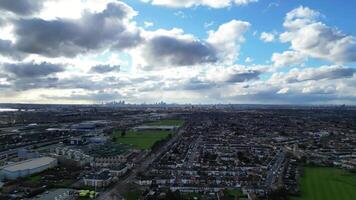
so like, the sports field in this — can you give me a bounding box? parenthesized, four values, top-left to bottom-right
(291, 167, 356, 200)
(144, 119, 185, 126)
(114, 130, 171, 149)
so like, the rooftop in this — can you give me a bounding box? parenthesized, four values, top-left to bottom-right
(2, 157, 56, 172)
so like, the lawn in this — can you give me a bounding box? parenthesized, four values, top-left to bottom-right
(51, 179, 74, 188)
(27, 174, 42, 183)
(223, 189, 245, 199)
(290, 167, 356, 200)
(115, 130, 171, 149)
(144, 119, 185, 126)
(123, 190, 144, 200)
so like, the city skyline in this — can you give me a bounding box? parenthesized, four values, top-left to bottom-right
(0, 0, 355, 104)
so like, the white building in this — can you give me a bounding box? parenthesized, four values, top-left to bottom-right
(83, 170, 114, 188)
(0, 157, 57, 180)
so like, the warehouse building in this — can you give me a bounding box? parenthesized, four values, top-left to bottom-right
(0, 157, 57, 180)
(133, 125, 179, 131)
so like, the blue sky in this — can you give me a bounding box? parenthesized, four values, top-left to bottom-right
(125, 0, 356, 67)
(0, 0, 355, 104)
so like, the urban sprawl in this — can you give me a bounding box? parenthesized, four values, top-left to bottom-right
(0, 104, 355, 200)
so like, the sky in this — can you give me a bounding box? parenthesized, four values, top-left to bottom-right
(0, 0, 355, 105)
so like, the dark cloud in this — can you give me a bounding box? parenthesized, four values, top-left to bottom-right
(0, 39, 25, 60)
(0, 0, 42, 16)
(306, 67, 356, 81)
(279, 66, 356, 83)
(1, 61, 65, 91)
(2, 62, 64, 78)
(11, 77, 59, 91)
(13, 2, 142, 57)
(0, 17, 5, 26)
(142, 35, 217, 67)
(91, 64, 120, 73)
(225, 70, 261, 83)
(183, 78, 216, 90)
(181, 69, 261, 91)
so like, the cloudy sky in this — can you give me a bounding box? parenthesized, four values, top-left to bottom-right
(0, 0, 355, 104)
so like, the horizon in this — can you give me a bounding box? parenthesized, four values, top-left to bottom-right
(0, 0, 355, 104)
(0, 102, 355, 108)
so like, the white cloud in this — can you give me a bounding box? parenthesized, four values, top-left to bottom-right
(280, 6, 356, 64)
(39, 0, 118, 20)
(271, 51, 307, 67)
(144, 21, 154, 28)
(277, 88, 289, 94)
(260, 32, 275, 42)
(207, 20, 250, 64)
(142, 0, 258, 8)
(174, 11, 187, 18)
(204, 21, 214, 29)
(245, 57, 253, 63)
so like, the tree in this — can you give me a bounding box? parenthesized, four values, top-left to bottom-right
(121, 129, 126, 137)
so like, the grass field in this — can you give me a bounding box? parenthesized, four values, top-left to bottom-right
(123, 190, 143, 200)
(223, 189, 245, 200)
(115, 130, 171, 149)
(144, 119, 185, 126)
(290, 167, 356, 200)
(27, 174, 42, 183)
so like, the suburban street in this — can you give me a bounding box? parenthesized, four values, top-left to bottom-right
(97, 127, 186, 200)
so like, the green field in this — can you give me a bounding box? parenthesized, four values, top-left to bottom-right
(223, 189, 244, 199)
(123, 190, 143, 200)
(144, 119, 185, 126)
(290, 167, 356, 200)
(114, 130, 171, 149)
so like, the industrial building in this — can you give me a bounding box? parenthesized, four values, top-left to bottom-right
(132, 125, 179, 131)
(0, 157, 57, 180)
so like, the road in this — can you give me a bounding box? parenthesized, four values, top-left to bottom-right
(265, 150, 285, 189)
(97, 127, 186, 200)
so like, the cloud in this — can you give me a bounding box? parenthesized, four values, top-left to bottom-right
(283, 6, 320, 30)
(280, 6, 356, 64)
(204, 21, 214, 29)
(0, 39, 25, 60)
(140, 31, 217, 68)
(271, 51, 307, 67)
(172, 66, 263, 91)
(13, 2, 142, 57)
(90, 64, 120, 73)
(144, 21, 154, 28)
(135, 20, 250, 69)
(142, 0, 258, 8)
(245, 57, 253, 63)
(260, 32, 275, 42)
(270, 65, 356, 84)
(43, 91, 123, 102)
(204, 66, 262, 83)
(207, 20, 250, 64)
(174, 11, 187, 19)
(0, 0, 43, 16)
(2, 62, 64, 78)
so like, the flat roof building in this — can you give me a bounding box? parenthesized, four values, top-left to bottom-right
(1, 157, 57, 180)
(133, 125, 179, 131)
